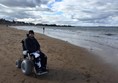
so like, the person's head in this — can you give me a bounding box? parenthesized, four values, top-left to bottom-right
(28, 30, 34, 38)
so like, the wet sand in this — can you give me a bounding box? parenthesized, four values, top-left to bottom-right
(0, 25, 118, 83)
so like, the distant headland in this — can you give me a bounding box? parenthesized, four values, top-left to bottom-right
(0, 18, 73, 27)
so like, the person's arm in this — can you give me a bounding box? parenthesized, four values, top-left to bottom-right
(21, 39, 26, 50)
(24, 38, 30, 52)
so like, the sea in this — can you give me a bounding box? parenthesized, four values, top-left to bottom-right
(11, 26, 118, 67)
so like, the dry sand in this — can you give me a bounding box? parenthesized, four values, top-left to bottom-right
(0, 25, 118, 83)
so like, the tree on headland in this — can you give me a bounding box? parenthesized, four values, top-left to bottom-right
(0, 18, 35, 26)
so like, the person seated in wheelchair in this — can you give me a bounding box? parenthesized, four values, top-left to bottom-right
(22, 30, 47, 74)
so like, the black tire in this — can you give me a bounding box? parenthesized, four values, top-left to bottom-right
(16, 59, 22, 68)
(21, 59, 33, 75)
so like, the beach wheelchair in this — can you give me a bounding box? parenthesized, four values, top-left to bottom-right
(16, 51, 48, 76)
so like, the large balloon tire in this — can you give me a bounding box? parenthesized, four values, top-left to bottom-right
(16, 59, 22, 68)
(21, 59, 33, 75)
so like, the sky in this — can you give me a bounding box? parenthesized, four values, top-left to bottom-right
(0, 0, 118, 26)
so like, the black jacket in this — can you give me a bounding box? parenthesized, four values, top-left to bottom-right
(24, 37, 40, 53)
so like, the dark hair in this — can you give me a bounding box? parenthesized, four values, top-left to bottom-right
(29, 30, 34, 34)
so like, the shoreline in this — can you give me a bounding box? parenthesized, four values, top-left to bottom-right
(11, 25, 118, 69)
(0, 25, 118, 83)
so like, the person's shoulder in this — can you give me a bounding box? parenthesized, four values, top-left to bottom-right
(25, 37, 30, 41)
(32, 37, 36, 39)
(34, 37, 38, 40)
(32, 37, 38, 42)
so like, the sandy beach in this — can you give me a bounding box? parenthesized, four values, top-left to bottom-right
(0, 25, 118, 83)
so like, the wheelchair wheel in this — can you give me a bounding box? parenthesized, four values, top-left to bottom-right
(21, 59, 33, 75)
(16, 59, 22, 68)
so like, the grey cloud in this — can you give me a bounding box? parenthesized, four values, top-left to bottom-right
(0, 0, 35, 7)
(0, 1, 50, 21)
(71, 11, 114, 24)
(0, 5, 30, 18)
(71, 0, 118, 25)
(12, 12, 31, 19)
(0, 0, 49, 7)
(0, 11, 30, 20)
(0, 0, 118, 26)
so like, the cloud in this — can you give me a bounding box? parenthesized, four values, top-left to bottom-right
(0, 1, 51, 22)
(0, 0, 118, 26)
(0, 0, 49, 7)
(50, 0, 118, 25)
